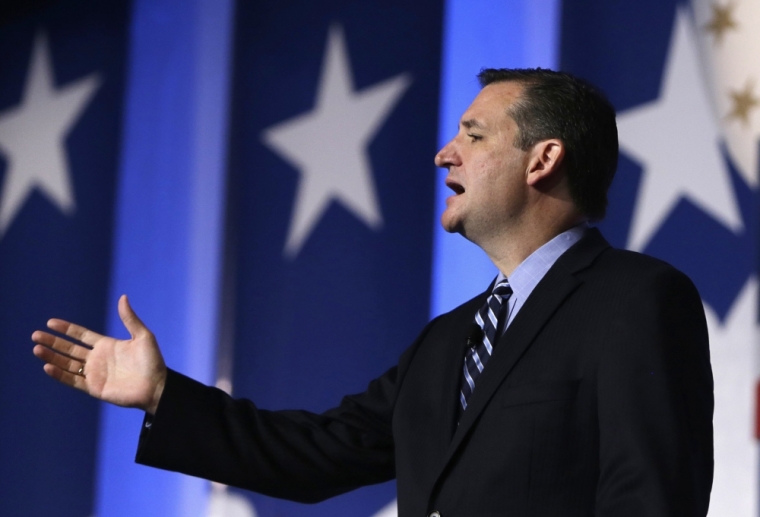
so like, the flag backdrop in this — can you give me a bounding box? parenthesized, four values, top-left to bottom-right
(561, 1, 759, 515)
(223, 2, 442, 515)
(0, 2, 130, 516)
(1, 0, 758, 516)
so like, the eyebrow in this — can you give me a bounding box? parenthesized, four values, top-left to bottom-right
(461, 119, 486, 131)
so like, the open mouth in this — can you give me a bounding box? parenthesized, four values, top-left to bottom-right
(446, 178, 465, 195)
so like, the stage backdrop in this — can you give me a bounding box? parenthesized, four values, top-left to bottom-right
(221, 1, 442, 516)
(2, 0, 758, 516)
(561, 1, 760, 515)
(0, 2, 130, 516)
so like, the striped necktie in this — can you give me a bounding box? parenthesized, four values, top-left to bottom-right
(460, 279, 513, 411)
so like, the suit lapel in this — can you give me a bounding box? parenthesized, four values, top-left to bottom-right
(428, 228, 610, 493)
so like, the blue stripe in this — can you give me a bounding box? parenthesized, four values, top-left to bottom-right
(95, 1, 233, 516)
(431, 0, 561, 318)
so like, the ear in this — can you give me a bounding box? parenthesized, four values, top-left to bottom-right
(525, 139, 565, 186)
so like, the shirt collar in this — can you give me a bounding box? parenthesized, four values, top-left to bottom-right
(495, 224, 587, 302)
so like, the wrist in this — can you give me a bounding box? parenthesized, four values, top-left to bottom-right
(145, 368, 167, 415)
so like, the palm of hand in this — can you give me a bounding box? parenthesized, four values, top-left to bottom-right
(85, 332, 164, 409)
(32, 294, 167, 414)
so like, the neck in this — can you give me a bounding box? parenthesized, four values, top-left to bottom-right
(481, 209, 585, 277)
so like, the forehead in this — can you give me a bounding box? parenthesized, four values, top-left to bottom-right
(461, 81, 523, 128)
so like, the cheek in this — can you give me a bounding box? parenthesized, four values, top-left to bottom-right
(482, 164, 511, 192)
(489, 171, 526, 213)
(472, 155, 503, 183)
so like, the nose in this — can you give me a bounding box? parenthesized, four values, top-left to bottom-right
(435, 139, 460, 168)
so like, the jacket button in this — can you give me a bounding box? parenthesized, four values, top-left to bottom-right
(428, 512, 441, 517)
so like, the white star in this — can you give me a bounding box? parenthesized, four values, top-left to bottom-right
(208, 487, 257, 517)
(0, 31, 100, 237)
(371, 498, 397, 517)
(262, 24, 411, 258)
(618, 8, 742, 251)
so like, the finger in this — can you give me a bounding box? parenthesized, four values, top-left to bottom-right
(43, 363, 88, 392)
(46, 319, 105, 347)
(118, 294, 150, 339)
(31, 331, 90, 360)
(33, 344, 86, 375)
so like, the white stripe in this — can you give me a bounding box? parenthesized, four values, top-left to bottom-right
(483, 334, 493, 354)
(463, 363, 476, 390)
(460, 391, 467, 410)
(488, 304, 498, 327)
(471, 349, 484, 372)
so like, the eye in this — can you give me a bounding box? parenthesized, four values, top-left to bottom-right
(467, 133, 482, 142)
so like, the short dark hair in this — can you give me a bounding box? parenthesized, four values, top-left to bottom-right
(477, 68, 618, 220)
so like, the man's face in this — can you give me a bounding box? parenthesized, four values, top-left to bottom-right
(435, 81, 532, 243)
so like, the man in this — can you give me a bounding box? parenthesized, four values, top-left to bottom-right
(32, 68, 713, 516)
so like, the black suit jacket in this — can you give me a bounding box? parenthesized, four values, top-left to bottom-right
(136, 229, 713, 516)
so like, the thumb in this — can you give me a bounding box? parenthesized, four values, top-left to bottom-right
(118, 294, 150, 339)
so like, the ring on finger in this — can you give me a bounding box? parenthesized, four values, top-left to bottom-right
(77, 364, 85, 377)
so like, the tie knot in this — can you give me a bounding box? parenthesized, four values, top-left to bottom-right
(492, 280, 512, 299)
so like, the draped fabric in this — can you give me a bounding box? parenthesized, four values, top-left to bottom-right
(0, 3, 130, 516)
(561, 2, 759, 514)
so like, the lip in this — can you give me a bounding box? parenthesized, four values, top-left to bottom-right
(445, 177, 465, 195)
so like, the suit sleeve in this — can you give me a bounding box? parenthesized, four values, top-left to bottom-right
(135, 317, 437, 503)
(596, 266, 714, 516)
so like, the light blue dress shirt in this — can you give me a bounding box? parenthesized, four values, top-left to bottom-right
(497, 224, 587, 332)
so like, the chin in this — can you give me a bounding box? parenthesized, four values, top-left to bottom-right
(440, 213, 456, 233)
(440, 215, 464, 235)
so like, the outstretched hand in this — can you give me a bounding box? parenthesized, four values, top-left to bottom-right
(32, 295, 167, 414)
